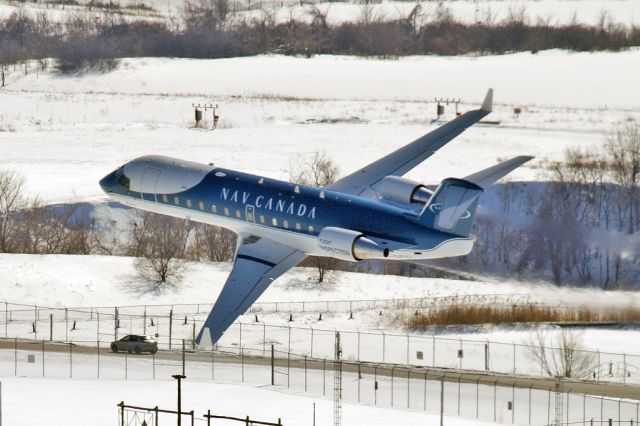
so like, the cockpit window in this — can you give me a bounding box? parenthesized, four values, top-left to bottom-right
(115, 167, 131, 189)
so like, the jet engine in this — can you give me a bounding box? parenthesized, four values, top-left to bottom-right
(318, 227, 390, 262)
(376, 176, 433, 205)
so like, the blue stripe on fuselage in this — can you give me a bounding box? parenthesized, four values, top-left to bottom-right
(106, 167, 456, 248)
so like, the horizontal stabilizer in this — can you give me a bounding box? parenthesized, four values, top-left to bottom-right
(464, 156, 533, 188)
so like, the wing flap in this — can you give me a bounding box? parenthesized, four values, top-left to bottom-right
(196, 235, 305, 346)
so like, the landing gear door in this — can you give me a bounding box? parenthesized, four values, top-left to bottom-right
(141, 167, 162, 202)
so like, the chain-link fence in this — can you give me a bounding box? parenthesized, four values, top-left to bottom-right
(1, 298, 638, 385)
(1, 337, 639, 426)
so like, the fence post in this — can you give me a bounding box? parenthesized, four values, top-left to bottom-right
(271, 345, 275, 386)
(42, 340, 45, 377)
(287, 327, 291, 388)
(513, 342, 516, 373)
(357, 331, 360, 362)
(13, 337, 16, 376)
(484, 342, 489, 370)
(182, 340, 186, 376)
(169, 309, 173, 350)
(304, 355, 307, 392)
(65, 308, 69, 342)
(97, 339, 100, 379)
(323, 358, 326, 396)
(494, 380, 498, 422)
(310, 327, 314, 358)
(440, 376, 444, 426)
(391, 366, 395, 407)
(192, 321, 196, 351)
(114, 307, 118, 342)
(4, 301, 7, 338)
(69, 342, 73, 379)
(239, 322, 243, 355)
(119, 401, 124, 426)
(382, 332, 386, 363)
(476, 379, 480, 419)
(432, 336, 436, 367)
(407, 368, 411, 409)
(424, 372, 428, 411)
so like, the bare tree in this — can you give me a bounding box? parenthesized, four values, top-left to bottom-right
(0, 169, 27, 253)
(188, 223, 235, 262)
(606, 123, 640, 235)
(528, 329, 598, 379)
(289, 151, 339, 282)
(134, 212, 190, 284)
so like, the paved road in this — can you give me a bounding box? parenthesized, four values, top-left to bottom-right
(2, 338, 639, 400)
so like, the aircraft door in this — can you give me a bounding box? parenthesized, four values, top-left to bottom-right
(245, 205, 256, 223)
(141, 167, 162, 202)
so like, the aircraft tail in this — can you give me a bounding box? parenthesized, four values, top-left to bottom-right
(416, 156, 533, 237)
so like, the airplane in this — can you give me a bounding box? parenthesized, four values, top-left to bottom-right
(99, 89, 533, 347)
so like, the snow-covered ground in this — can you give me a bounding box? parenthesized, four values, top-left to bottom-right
(4, 253, 640, 310)
(1, 52, 639, 201)
(0, 376, 500, 426)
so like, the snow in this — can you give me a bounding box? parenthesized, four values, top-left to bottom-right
(0, 377, 498, 426)
(3, 253, 640, 310)
(1, 53, 639, 202)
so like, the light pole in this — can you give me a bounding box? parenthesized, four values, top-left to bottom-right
(172, 374, 186, 426)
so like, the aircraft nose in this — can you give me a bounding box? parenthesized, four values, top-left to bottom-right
(99, 169, 117, 194)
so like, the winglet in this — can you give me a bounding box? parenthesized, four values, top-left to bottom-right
(480, 88, 493, 112)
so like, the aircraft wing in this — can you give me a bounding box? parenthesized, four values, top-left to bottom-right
(326, 89, 493, 197)
(196, 235, 306, 346)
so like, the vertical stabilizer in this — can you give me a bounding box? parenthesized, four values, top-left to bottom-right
(418, 178, 484, 237)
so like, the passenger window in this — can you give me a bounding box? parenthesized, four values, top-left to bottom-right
(259, 215, 265, 224)
(236, 210, 241, 219)
(308, 225, 315, 233)
(186, 199, 192, 208)
(296, 223, 301, 231)
(272, 218, 278, 227)
(162, 195, 168, 203)
(174, 196, 180, 206)
(224, 207, 229, 216)
(199, 201, 204, 211)
(283, 220, 289, 229)
(211, 205, 217, 214)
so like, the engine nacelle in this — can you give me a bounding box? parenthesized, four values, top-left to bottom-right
(318, 227, 390, 262)
(376, 176, 433, 205)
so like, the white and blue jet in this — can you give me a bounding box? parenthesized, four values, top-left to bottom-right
(100, 89, 532, 346)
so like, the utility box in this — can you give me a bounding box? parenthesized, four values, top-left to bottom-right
(457, 349, 464, 358)
(437, 104, 445, 116)
(416, 351, 424, 360)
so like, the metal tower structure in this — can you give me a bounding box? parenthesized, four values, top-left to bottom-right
(333, 332, 342, 426)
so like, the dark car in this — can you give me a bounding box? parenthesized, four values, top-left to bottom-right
(110, 335, 158, 354)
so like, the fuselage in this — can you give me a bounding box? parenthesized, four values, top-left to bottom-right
(99, 155, 474, 260)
